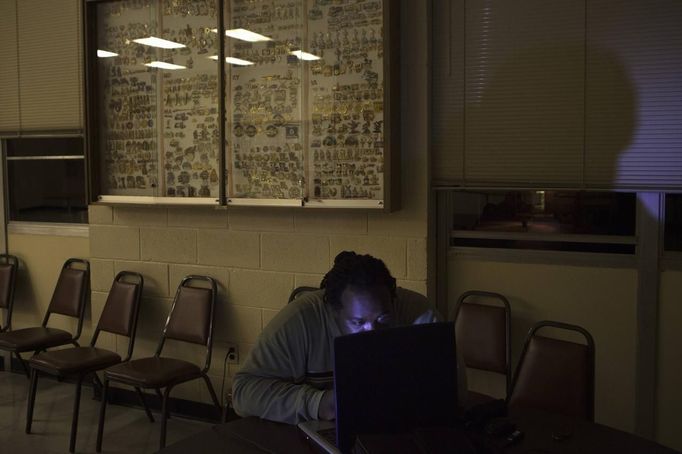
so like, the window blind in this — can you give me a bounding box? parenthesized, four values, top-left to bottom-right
(432, 0, 465, 186)
(0, 0, 20, 133)
(432, 0, 682, 191)
(463, 0, 585, 188)
(585, 0, 682, 190)
(17, 0, 83, 131)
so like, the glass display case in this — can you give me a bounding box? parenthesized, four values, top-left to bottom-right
(86, 0, 399, 209)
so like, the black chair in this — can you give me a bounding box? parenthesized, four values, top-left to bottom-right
(288, 286, 319, 303)
(453, 290, 511, 406)
(96, 275, 222, 451)
(0, 254, 19, 333)
(0, 258, 89, 376)
(26, 271, 144, 453)
(508, 320, 595, 420)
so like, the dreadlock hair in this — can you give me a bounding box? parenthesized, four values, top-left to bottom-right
(320, 251, 397, 310)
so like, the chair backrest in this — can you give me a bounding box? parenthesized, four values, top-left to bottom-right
(453, 290, 511, 396)
(0, 254, 19, 332)
(92, 271, 144, 361)
(508, 320, 595, 421)
(157, 275, 217, 372)
(42, 258, 90, 340)
(287, 286, 319, 303)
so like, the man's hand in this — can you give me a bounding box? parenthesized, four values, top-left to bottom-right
(317, 390, 336, 420)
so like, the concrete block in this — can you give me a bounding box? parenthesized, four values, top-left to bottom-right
(330, 236, 408, 278)
(294, 273, 324, 289)
(168, 207, 228, 228)
(229, 269, 293, 310)
(89, 226, 140, 260)
(113, 206, 167, 226)
(407, 238, 427, 280)
(214, 304, 262, 344)
(197, 230, 260, 269)
(229, 208, 294, 232)
(294, 210, 367, 234)
(140, 227, 196, 264)
(114, 261, 169, 298)
(261, 233, 329, 273)
(88, 205, 113, 225)
(90, 259, 115, 292)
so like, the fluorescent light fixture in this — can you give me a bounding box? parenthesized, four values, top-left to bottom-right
(145, 61, 186, 70)
(133, 36, 185, 49)
(290, 50, 320, 61)
(208, 55, 254, 66)
(209, 28, 272, 42)
(97, 49, 118, 58)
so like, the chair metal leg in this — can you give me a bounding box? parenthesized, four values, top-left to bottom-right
(96, 379, 109, 453)
(69, 377, 84, 453)
(15, 352, 30, 378)
(202, 374, 221, 409)
(160, 387, 172, 450)
(25, 368, 39, 433)
(135, 387, 155, 423)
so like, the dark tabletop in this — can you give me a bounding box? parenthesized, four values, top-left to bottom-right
(159, 410, 680, 454)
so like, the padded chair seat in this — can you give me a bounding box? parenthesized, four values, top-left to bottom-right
(0, 327, 72, 352)
(104, 357, 201, 388)
(29, 347, 121, 375)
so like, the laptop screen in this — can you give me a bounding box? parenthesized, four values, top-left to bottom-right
(333, 322, 458, 452)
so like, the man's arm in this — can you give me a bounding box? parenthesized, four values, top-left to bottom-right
(232, 302, 329, 425)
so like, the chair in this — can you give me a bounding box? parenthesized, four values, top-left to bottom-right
(508, 320, 595, 421)
(0, 258, 89, 376)
(287, 286, 319, 303)
(96, 275, 222, 451)
(453, 290, 511, 406)
(25, 271, 143, 453)
(0, 254, 19, 333)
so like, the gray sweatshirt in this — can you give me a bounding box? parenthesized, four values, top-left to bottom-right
(232, 288, 467, 424)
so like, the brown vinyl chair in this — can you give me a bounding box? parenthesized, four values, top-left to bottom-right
(453, 290, 511, 407)
(0, 254, 19, 333)
(26, 271, 144, 453)
(287, 285, 319, 303)
(508, 320, 595, 421)
(96, 275, 222, 451)
(0, 258, 89, 376)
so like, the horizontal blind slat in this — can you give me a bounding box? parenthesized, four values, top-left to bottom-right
(0, 0, 20, 132)
(17, 0, 82, 131)
(585, 0, 682, 190)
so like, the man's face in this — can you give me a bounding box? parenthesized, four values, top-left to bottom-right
(337, 284, 393, 335)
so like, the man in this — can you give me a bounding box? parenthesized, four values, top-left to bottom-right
(232, 251, 467, 424)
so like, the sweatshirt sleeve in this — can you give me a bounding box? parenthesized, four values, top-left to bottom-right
(232, 302, 327, 425)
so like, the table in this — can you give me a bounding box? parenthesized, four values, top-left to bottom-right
(160, 410, 680, 454)
(506, 408, 679, 454)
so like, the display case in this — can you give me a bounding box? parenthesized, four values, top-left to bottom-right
(86, 0, 399, 210)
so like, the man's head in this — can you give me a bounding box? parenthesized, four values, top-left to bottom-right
(321, 251, 397, 334)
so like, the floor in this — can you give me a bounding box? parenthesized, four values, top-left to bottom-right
(0, 371, 213, 453)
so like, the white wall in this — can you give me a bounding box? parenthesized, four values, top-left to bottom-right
(447, 253, 638, 433)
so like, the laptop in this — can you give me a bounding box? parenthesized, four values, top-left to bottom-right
(298, 322, 459, 454)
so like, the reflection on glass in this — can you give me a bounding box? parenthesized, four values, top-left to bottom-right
(95, 0, 220, 198)
(289, 50, 320, 61)
(452, 191, 636, 235)
(97, 49, 119, 58)
(224, 28, 272, 42)
(133, 36, 186, 48)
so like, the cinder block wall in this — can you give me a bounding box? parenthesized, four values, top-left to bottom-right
(88, 0, 430, 405)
